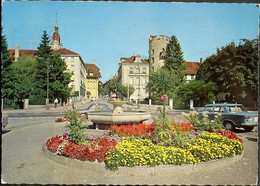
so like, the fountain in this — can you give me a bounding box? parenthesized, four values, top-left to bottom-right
(85, 97, 151, 130)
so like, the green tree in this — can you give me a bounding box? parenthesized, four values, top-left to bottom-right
(177, 80, 216, 108)
(105, 76, 119, 96)
(34, 30, 52, 103)
(164, 35, 186, 85)
(49, 53, 71, 103)
(117, 84, 135, 99)
(1, 31, 17, 101)
(196, 39, 258, 107)
(146, 68, 179, 104)
(12, 55, 37, 102)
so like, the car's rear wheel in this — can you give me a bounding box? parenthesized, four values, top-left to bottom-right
(224, 122, 235, 131)
(243, 126, 254, 132)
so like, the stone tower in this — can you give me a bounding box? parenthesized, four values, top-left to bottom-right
(50, 14, 63, 50)
(149, 35, 170, 71)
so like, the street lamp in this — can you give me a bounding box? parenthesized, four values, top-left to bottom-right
(138, 64, 140, 109)
(46, 58, 50, 110)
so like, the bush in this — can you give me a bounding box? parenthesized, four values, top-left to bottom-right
(64, 106, 88, 144)
(182, 111, 223, 131)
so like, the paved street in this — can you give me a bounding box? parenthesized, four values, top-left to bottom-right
(1, 101, 258, 185)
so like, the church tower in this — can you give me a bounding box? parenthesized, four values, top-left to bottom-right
(50, 14, 63, 50)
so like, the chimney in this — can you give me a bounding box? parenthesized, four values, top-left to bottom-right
(134, 54, 141, 63)
(200, 57, 203, 63)
(15, 45, 19, 61)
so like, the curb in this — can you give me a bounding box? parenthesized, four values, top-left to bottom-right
(42, 144, 244, 177)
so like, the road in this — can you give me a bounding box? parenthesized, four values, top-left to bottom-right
(5, 112, 63, 131)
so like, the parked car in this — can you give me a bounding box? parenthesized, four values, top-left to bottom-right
(200, 103, 258, 131)
(78, 103, 112, 114)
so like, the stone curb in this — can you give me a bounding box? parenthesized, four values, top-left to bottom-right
(42, 144, 244, 177)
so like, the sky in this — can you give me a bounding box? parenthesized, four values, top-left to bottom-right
(2, 1, 259, 82)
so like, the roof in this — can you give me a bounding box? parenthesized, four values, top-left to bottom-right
(8, 49, 38, 60)
(85, 63, 101, 78)
(120, 56, 149, 64)
(52, 48, 79, 55)
(184, 61, 201, 75)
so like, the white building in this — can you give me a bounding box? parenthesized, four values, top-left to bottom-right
(118, 54, 149, 101)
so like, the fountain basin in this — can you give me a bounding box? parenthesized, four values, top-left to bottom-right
(86, 111, 151, 126)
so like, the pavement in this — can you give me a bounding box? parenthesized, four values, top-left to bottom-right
(1, 100, 259, 185)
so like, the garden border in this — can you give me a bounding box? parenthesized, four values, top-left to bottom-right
(42, 144, 244, 177)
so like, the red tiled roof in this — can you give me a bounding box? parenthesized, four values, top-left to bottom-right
(184, 61, 201, 74)
(121, 56, 149, 64)
(52, 48, 79, 55)
(85, 63, 101, 78)
(7, 49, 38, 60)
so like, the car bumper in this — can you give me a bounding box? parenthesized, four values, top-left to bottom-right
(241, 122, 258, 127)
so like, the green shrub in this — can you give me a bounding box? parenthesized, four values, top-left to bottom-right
(64, 106, 88, 144)
(182, 111, 223, 131)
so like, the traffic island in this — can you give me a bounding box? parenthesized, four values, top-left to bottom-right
(42, 144, 244, 177)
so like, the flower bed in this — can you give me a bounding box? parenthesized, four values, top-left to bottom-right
(46, 98, 244, 172)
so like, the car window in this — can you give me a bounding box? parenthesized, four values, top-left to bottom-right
(228, 106, 246, 112)
(214, 106, 225, 112)
(205, 106, 214, 112)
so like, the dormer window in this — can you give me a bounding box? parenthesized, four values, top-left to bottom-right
(89, 72, 93, 76)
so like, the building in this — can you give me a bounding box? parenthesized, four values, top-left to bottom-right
(184, 60, 202, 83)
(148, 35, 201, 80)
(149, 35, 170, 71)
(8, 16, 87, 100)
(85, 63, 101, 100)
(118, 54, 149, 101)
(50, 17, 87, 100)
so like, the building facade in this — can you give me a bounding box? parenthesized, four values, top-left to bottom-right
(85, 63, 101, 100)
(8, 17, 87, 100)
(118, 54, 149, 101)
(148, 34, 201, 81)
(50, 18, 87, 100)
(149, 35, 170, 71)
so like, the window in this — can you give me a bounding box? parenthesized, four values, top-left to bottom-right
(89, 72, 93, 76)
(152, 49, 154, 55)
(136, 67, 140, 74)
(143, 77, 146, 84)
(130, 77, 133, 84)
(129, 67, 133, 74)
(143, 68, 146, 74)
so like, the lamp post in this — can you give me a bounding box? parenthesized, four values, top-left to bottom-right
(138, 64, 140, 109)
(46, 58, 50, 110)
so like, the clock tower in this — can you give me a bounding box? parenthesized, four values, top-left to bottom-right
(50, 14, 63, 50)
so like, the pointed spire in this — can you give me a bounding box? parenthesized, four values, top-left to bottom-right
(55, 13, 58, 28)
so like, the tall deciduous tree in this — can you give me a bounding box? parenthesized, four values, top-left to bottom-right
(146, 68, 179, 104)
(177, 80, 216, 107)
(1, 31, 17, 101)
(117, 84, 135, 99)
(196, 39, 258, 108)
(12, 55, 37, 102)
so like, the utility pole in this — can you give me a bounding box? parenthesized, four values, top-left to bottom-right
(46, 59, 50, 110)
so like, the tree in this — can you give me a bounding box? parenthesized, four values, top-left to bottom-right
(177, 80, 216, 108)
(49, 53, 71, 103)
(1, 31, 17, 101)
(34, 30, 52, 103)
(12, 55, 37, 103)
(117, 84, 135, 99)
(164, 35, 186, 85)
(146, 68, 179, 104)
(196, 39, 258, 108)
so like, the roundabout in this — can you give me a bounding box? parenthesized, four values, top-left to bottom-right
(42, 143, 244, 177)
